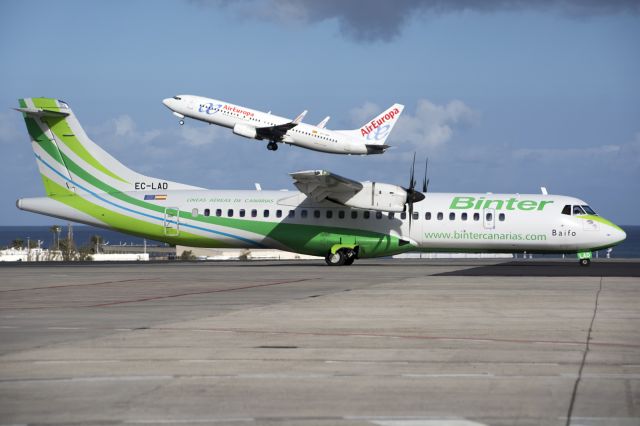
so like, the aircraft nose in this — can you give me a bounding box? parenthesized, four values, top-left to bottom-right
(615, 227, 627, 243)
(162, 98, 173, 109)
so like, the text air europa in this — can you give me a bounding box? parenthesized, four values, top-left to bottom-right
(360, 107, 401, 137)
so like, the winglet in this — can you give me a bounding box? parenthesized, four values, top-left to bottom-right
(317, 116, 330, 129)
(293, 110, 308, 124)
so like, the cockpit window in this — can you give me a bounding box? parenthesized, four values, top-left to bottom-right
(173, 96, 182, 100)
(58, 100, 69, 109)
(581, 205, 597, 215)
(572, 205, 586, 215)
(561, 205, 571, 215)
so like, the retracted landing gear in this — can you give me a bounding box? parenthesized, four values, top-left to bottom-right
(325, 248, 357, 266)
(267, 141, 278, 151)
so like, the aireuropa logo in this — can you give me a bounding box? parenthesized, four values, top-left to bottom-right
(199, 103, 223, 115)
(360, 107, 400, 139)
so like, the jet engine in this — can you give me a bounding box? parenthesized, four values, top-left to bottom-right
(233, 123, 257, 139)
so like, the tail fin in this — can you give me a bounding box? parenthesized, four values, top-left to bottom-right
(17, 98, 200, 197)
(338, 103, 404, 146)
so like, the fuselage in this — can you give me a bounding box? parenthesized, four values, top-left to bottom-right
(162, 95, 371, 155)
(18, 189, 626, 258)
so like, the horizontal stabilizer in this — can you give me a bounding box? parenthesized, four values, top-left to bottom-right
(365, 144, 390, 154)
(15, 107, 69, 118)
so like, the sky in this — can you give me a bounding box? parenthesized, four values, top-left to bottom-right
(0, 0, 639, 225)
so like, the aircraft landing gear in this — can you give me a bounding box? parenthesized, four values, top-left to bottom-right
(179, 120, 184, 125)
(579, 258, 591, 267)
(267, 142, 278, 151)
(325, 248, 356, 266)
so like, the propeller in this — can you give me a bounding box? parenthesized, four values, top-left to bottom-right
(404, 153, 426, 231)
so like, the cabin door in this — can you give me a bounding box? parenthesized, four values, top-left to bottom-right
(164, 207, 180, 236)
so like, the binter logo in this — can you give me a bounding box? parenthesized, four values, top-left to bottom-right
(360, 107, 400, 137)
(450, 196, 554, 211)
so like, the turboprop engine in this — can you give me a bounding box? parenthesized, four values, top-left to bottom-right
(334, 182, 408, 213)
(233, 123, 257, 139)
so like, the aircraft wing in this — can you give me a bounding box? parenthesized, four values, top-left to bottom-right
(289, 170, 363, 203)
(255, 110, 307, 141)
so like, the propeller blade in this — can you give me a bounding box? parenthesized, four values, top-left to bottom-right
(422, 158, 429, 193)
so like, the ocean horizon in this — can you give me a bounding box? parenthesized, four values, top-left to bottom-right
(1, 224, 639, 258)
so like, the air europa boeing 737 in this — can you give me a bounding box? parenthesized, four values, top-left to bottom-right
(16, 98, 626, 266)
(162, 95, 404, 154)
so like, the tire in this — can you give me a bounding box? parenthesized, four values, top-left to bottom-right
(579, 258, 591, 267)
(325, 251, 345, 266)
(343, 256, 355, 266)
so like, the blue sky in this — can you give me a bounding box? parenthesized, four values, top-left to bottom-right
(1, 0, 639, 225)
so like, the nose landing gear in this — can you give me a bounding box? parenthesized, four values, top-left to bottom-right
(179, 120, 184, 125)
(577, 251, 592, 267)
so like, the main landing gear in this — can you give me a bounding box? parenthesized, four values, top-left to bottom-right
(267, 141, 278, 151)
(325, 248, 357, 266)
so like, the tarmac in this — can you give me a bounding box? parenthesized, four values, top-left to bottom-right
(0, 259, 639, 426)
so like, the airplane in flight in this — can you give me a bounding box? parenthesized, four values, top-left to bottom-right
(15, 98, 626, 266)
(162, 95, 404, 155)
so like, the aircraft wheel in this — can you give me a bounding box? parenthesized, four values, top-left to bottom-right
(267, 144, 273, 151)
(343, 256, 355, 266)
(579, 258, 591, 267)
(179, 120, 184, 125)
(271, 143, 278, 151)
(325, 251, 345, 266)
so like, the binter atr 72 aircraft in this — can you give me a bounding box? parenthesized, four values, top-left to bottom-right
(162, 95, 404, 154)
(16, 98, 626, 266)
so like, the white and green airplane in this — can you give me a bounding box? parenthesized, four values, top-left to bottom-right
(15, 98, 626, 266)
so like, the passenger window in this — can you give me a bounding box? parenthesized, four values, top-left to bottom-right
(437, 212, 443, 220)
(204, 208, 210, 217)
(351, 211, 358, 219)
(573, 205, 586, 215)
(215, 209, 222, 217)
(288, 210, 295, 218)
(338, 210, 345, 219)
(376, 211, 383, 219)
(263, 209, 270, 218)
(461, 212, 467, 221)
(561, 205, 571, 215)
(239, 209, 245, 217)
(276, 210, 282, 218)
(425, 212, 431, 220)
(326, 210, 333, 219)
(486, 212, 493, 221)
(400, 212, 406, 219)
(473, 212, 479, 221)
(227, 209, 234, 217)
(499, 213, 505, 221)
(412, 212, 419, 220)
(363, 211, 370, 219)
(388, 212, 395, 219)
(251, 209, 257, 218)
(301, 210, 308, 218)
(314, 210, 321, 218)
(192, 208, 199, 217)
(449, 212, 455, 220)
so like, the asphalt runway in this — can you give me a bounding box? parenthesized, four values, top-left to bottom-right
(1, 259, 639, 426)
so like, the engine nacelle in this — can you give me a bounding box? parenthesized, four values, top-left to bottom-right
(233, 123, 257, 139)
(337, 182, 407, 213)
